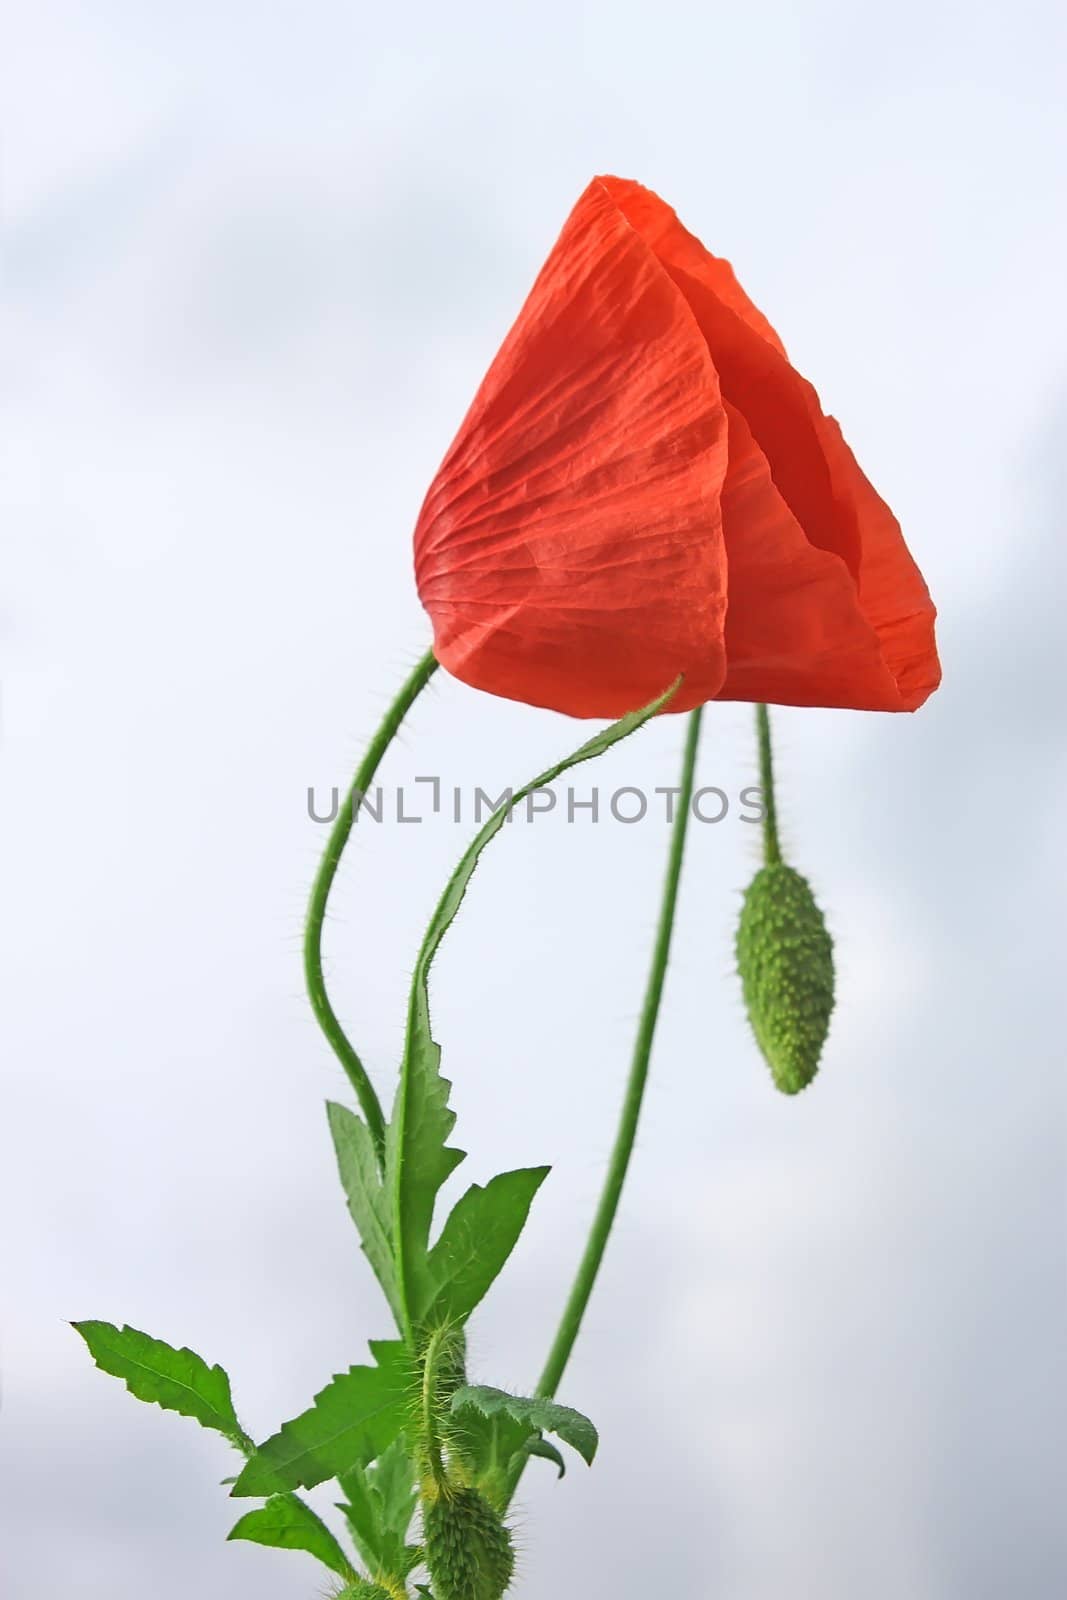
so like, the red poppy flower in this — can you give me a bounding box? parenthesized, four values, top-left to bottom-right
(414, 177, 940, 719)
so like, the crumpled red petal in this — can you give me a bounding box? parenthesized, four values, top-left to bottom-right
(599, 176, 940, 711)
(716, 402, 907, 708)
(416, 176, 940, 717)
(414, 180, 730, 718)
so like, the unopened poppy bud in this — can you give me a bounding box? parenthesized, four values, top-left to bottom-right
(423, 1484, 515, 1600)
(736, 862, 834, 1094)
(333, 1583, 393, 1600)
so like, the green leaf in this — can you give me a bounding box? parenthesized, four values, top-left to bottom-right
(227, 1493, 354, 1578)
(369, 1434, 419, 1534)
(337, 1436, 420, 1579)
(328, 1101, 403, 1327)
(388, 680, 679, 1335)
(73, 1321, 249, 1449)
(451, 1385, 598, 1467)
(231, 1341, 412, 1496)
(448, 1406, 530, 1498)
(521, 1436, 567, 1478)
(336, 1473, 379, 1571)
(366, 1439, 420, 1578)
(419, 1166, 550, 1325)
(384, 1024, 465, 1337)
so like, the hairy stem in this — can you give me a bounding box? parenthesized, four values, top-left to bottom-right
(504, 706, 703, 1505)
(304, 648, 438, 1161)
(755, 702, 781, 866)
(419, 1324, 455, 1491)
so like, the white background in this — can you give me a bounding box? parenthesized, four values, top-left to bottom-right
(3, 3, 1066, 1595)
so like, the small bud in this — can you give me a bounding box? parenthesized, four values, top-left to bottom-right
(736, 862, 834, 1094)
(333, 1583, 393, 1600)
(423, 1484, 515, 1600)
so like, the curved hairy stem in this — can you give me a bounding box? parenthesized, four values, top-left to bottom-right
(304, 648, 438, 1162)
(418, 1324, 456, 1490)
(504, 706, 703, 1505)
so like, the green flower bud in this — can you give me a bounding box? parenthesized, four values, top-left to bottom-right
(423, 1485, 515, 1600)
(333, 1584, 394, 1600)
(736, 862, 834, 1094)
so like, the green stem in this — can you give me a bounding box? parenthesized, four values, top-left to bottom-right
(419, 1324, 454, 1490)
(389, 679, 679, 1346)
(304, 647, 439, 1162)
(755, 702, 782, 866)
(504, 706, 703, 1505)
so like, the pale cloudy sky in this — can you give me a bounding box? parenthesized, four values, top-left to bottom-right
(3, 3, 1066, 1597)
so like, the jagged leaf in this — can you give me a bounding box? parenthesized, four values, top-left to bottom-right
(419, 1167, 550, 1325)
(451, 1385, 598, 1467)
(328, 1101, 403, 1326)
(337, 1436, 419, 1578)
(384, 1023, 465, 1334)
(388, 681, 678, 1333)
(73, 1321, 249, 1449)
(227, 1493, 354, 1577)
(370, 1434, 419, 1534)
(336, 1473, 380, 1572)
(231, 1341, 411, 1496)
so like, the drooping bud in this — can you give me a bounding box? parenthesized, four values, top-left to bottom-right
(736, 862, 834, 1094)
(332, 1583, 394, 1600)
(422, 1484, 515, 1600)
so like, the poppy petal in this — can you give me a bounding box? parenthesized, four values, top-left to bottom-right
(717, 403, 911, 710)
(598, 175, 789, 359)
(599, 177, 940, 709)
(813, 412, 941, 710)
(415, 180, 731, 718)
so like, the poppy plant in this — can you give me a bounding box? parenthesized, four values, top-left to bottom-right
(74, 177, 946, 1600)
(415, 176, 940, 718)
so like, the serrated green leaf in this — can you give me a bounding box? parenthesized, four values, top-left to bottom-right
(369, 1435, 418, 1534)
(336, 1475, 380, 1571)
(227, 1493, 354, 1577)
(451, 1385, 598, 1467)
(418, 1166, 550, 1325)
(337, 1436, 419, 1579)
(388, 680, 679, 1336)
(73, 1321, 250, 1449)
(384, 1030, 465, 1339)
(231, 1341, 412, 1496)
(328, 1101, 403, 1327)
